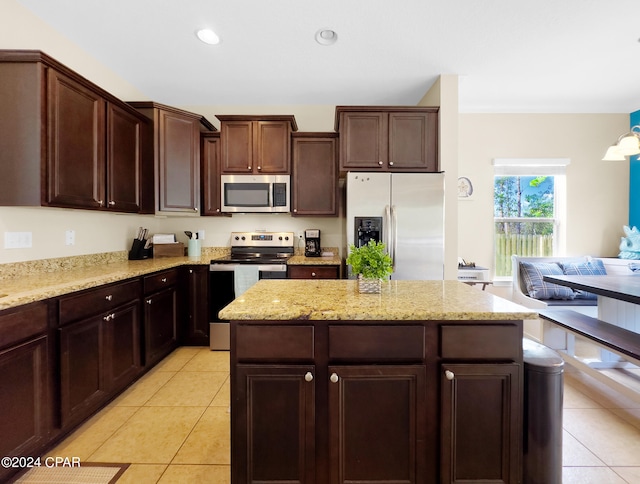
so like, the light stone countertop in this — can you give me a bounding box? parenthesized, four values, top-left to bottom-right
(0, 247, 343, 311)
(218, 279, 537, 321)
(0, 255, 214, 311)
(287, 254, 342, 266)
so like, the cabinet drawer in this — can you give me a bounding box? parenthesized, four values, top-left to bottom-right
(288, 265, 339, 279)
(329, 325, 425, 361)
(0, 301, 48, 349)
(59, 279, 140, 326)
(236, 325, 314, 361)
(440, 324, 521, 360)
(144, 269, 178, 294)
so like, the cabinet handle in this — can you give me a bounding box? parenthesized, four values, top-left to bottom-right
(389, 161, 394, 166)
(445, 370, 455, 381)
(257, 166, 262, 171)
(105, 295, 113, 301)
(109, 200, 115, 206)
(216, 208, 220, 212)
(293, 209, 297, 213)
(247, 166, 252, 171)
(189, 269, 193, 274)
(97, 200, 103, 206)
(330, 373, 339, 383)
(378, 161, 383, 165)
(103, 314, 110, 321)
(161, 278, 167, 283)
(147, 299, 152, 305)
(311, 272, 316, 277)
(194, 207, 198, 212)
(304, 372, 313, 382)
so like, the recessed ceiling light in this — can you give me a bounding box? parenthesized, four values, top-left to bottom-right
(315, 29, 337, 46)
(196, 28, 220, 45)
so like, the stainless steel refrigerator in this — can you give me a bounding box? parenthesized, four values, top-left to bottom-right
(346, 172, 444, 280)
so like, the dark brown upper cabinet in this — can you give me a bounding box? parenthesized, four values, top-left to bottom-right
(291, 132, 338, 216)
(216, 115, 298, 174)
(0, 50, 151, 213)
(129, 102, 215, 216)
(335, 106, 439, 173)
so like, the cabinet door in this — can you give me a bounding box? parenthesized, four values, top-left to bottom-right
(220, 120, 253, 173)
(234, 365, 315, 484)
(158, 110, 200, 213)
(144, 287, 177, 366)
(0, 336, 49, 470)
(103, 301, 141, 392)
(292, 136, 337, 216)
(202, 134, 225, 215)
(339, 112, 387, 170)
(440, 363, 521, 484)
(59, 316, 105, 427)
(46, 69, 105, 209)
(388, 112, 438, 171)
(328, 365, 426, 484)
(183, 266, 210, 345)
(106, 103, 142, 212)
(255, 121, 291, 173)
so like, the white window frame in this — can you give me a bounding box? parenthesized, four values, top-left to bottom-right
(492, 158, 569, 281)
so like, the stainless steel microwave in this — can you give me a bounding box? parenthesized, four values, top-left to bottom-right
(221, 174, 290, 213)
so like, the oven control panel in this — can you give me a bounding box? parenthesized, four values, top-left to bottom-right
(231, 232, 294, 248)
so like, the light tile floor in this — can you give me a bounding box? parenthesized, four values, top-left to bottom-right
(47, 347, 640, 483)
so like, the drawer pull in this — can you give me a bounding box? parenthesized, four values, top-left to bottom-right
(103, 313, 115, 321)
(445, 370, 455, 381)
(311, 272, 316, 277)
(147, 299, 152, 305)
(161, 278, 167, 283)
(105, 295, 113, 301)
(304, 372, 313, 382)
(330, 373, 339, 383)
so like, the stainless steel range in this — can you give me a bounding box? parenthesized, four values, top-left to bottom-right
(209, 231, 294, 350)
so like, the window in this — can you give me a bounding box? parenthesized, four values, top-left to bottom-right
(493, 159, 569, 278)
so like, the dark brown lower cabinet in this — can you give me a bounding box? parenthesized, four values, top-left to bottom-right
(328, 365, 426, 484)
(0, 337, 49, 457)
(144, 287, 177, 366)
(440, 363, 521, 484)
(59, 300, 141, 428)
(234, 365, 316, 484)
(181, 265, 210, 345)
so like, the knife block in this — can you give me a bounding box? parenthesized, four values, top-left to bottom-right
(128, 238, 151, 260)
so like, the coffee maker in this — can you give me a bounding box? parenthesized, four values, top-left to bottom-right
(304, 229, 321, 257)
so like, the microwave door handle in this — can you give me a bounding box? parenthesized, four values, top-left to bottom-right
(269, 183, 273, 208)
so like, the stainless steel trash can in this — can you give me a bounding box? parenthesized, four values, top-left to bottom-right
(522, 338, 564, 484)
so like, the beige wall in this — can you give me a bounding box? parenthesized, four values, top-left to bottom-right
(458, 113, 630, 284)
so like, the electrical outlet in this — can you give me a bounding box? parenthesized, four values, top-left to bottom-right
(65, 230, 75, 246)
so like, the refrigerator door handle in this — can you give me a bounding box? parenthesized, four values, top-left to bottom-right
(391, 205, 398, 271)
(384, 205, 391, 249)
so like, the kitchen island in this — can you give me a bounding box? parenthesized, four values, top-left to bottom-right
(219, 279, 536, 484)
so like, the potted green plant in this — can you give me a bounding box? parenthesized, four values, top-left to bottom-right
(346, 240, 393, 293)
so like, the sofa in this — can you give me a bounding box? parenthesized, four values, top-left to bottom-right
(511, 255, 634, 343)
(511, 255, 632, 314)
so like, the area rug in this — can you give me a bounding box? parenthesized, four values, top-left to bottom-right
(12, 462, 129, 483)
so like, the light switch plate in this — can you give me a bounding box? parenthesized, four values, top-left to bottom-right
(65, 230, 75, 246)
(4, 231, 33, 249)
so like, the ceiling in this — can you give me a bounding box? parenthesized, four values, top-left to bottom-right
(16, 0, 640, 113)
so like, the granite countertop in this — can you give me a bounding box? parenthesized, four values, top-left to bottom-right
(287, 254, 342, 266)
(0, 254, 214, 311)
(218, 279, 537, 321)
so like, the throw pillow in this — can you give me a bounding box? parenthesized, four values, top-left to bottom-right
(560, 259, 607, 299)
(520, 261, 576, 300)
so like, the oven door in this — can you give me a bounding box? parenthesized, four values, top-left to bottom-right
(208, 263, 287, 350)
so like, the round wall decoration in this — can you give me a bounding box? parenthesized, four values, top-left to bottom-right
(457, 176, 473, 198)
